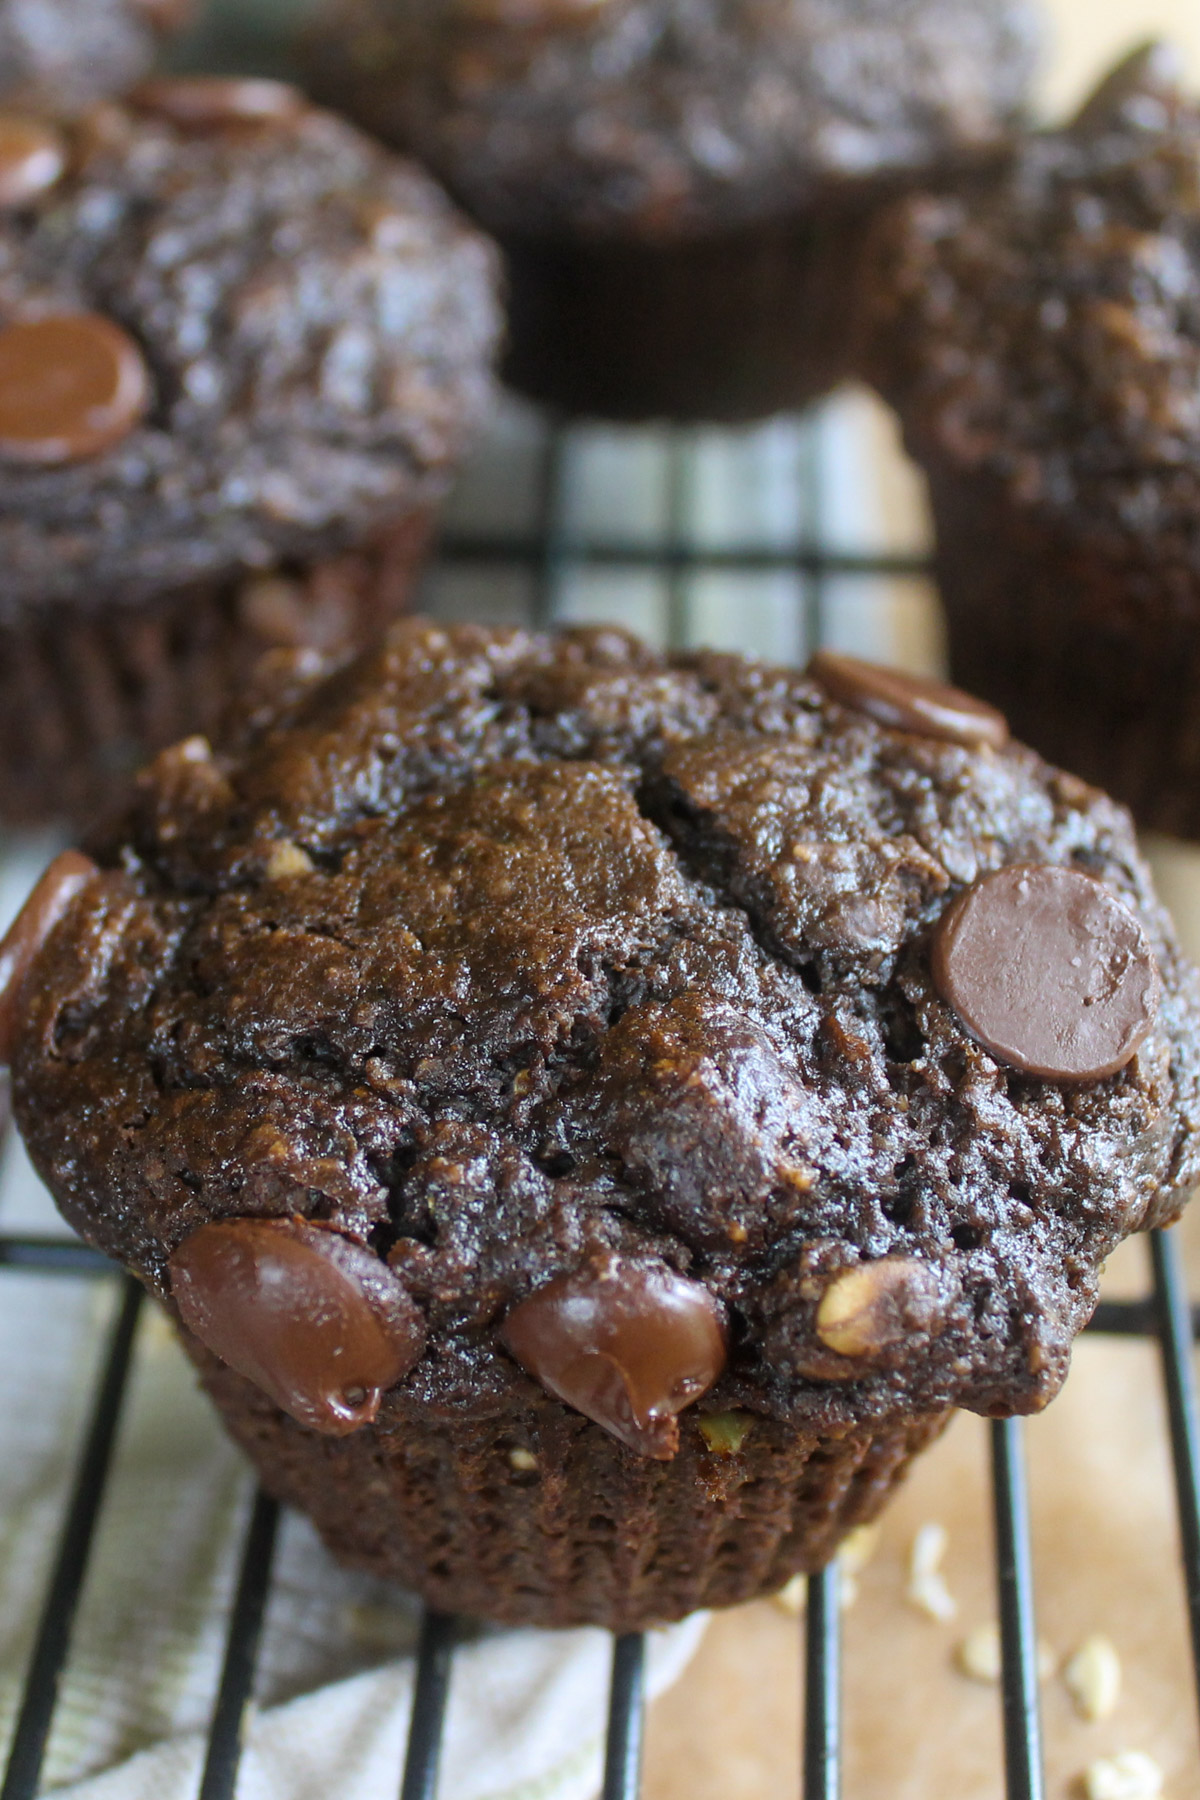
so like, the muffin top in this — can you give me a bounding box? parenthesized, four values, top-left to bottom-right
(11, 623, 1200, 1452)
(305, 0, 1040, 242)
(0, 0, 191, 116)
(863, 45, 1200, 548)
(0, 80, 501, 618)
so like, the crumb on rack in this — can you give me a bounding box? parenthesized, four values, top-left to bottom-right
(907, 1522, 957, 1622)
(955, 1621, 1055, 1684)
(1064, 1634, 1122, 1722)
(1084, 1750, 1164, 1800)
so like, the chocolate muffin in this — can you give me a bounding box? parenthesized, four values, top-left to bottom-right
(0, 78, 501, 825)
(7, 625, 1198, 1630)
(0, 0, 192, 115)
(862, 44, 1200, 843)
(304, 0, 1040, 422)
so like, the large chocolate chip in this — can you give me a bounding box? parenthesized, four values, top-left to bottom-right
(0, 117, 66, 207)
(131, 77, 305, 131)
(809, 651, 1008, 751)
(0, 316, 150, 465)
(0, 850, 97, 1065)
(169, 1218, 426, 1436)
(501, 1255, 728, 1459)
(932, 865, 1159, 1081)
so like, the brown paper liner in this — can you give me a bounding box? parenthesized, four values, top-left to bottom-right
(502, 206, 877, 425)
(0, 512, 431, 829)
(193, 1339, 949, 1632)
(927, 465, 1200, 842)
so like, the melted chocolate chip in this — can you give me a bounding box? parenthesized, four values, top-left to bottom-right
(932, 864, 1160, 1081)
(0, 316, 150, 465)
(131, 78, 306, 132)
(169, 1218, 426, 1436)
(0, 117, 66, 207)
(0, 850, 97, 1065)
(809, 651, 1009, 751)
(501, 1255, 728, 1459)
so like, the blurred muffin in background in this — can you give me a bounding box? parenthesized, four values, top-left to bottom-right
(0, 0, 193, 113)
(862, 43, 1200, 842)
(0, 77, 502, 825)
(302, 0, 1042, 424)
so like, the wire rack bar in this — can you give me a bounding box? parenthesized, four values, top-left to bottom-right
(803, 1561, 841, 1800)
(399, 1612, 457, 1800)
(602, 1634, 647, 1800)
(991, 1419, 1045, 1800)
(1150, 1228, 1200, 1732)
(0, 1237, 112, 1276)
(196, 1489, 281, 1800)
(437, 534, 931, 582)
(0, 1278, 143, 1800)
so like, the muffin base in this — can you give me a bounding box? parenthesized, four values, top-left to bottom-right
(0, 513, 430, 828)
(928, 466, 1200, 842)
(196, 1345, 949, 1631)
(502, 208, 876, 425)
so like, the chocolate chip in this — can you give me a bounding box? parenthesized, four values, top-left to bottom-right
(0, 850, 97, 1064)
(0, 315, 150, 465)
(169, 1218, 426, 1436)
(932, 865, 1159, 1081)
(501, 1255, 727, 1459)
(0, 117, 66, 207)
(130, 77, 306, 132)
(809, 651, 1009, 750)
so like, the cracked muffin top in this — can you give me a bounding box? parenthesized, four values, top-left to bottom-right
(0, 82, 501, 618)
(862, 44, 1200, 551)
(10, 622, 1200, 1451)
(304, 0, 1041, 243)
(0, 0, 191, 115)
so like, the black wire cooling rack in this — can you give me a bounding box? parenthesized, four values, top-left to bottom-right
(2, 400, 1200, 1800)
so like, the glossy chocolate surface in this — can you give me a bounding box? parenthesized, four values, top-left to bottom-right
(130, 77, 306, 131)
(0, 117, 66, 207)
(502, 1255, 727, 1459)
(169, 1217, 426, 1435)
(0, 315, 149, 464)
(809, 651, 1009, 750)
(933, 864, 1159, 1081)
(0, 850, 96, 1064)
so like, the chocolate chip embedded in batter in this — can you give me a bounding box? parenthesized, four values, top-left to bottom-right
(169, 1218, 426, 1436)
(809, 651, 1009, 751)
(0, 315, 150, 464)
(0, 117, 66, 207)
(0, 850, 97, 1064)
(932, 864, 1159, 1081)
(501, 1255, 728, 1460)
(130, 77, 306, 131)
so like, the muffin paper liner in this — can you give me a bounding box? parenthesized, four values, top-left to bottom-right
(929, 466, 1200, 841)
(0, 512, 431, 828)
(195, 1340, 949, 1632)
(502, 206, 877, 425)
